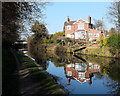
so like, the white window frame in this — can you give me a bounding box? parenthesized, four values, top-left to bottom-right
(67, 64, 74, 67)
(78, 23, 84, 29)
(75, 31, 86, 39)
(67, 25, 71, 30)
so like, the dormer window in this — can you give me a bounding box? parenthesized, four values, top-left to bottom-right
(78, 23, 84, 29)
(67, 25, 71, 30)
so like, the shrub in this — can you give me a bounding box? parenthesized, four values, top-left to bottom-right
(100, 37, 109, 46)
(55, 45, 66, 55)
(107, 33, 120, 48)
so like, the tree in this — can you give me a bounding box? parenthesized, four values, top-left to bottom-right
(107, 33, 120, 48)
(51, 32, 65, 43)
(28, 21, 48, 54)
(93, 19, 103, 30)
(31, 21, 48, 38)
(93, 18, 107, 37)
(108, 1, 120, 32)
(109, 27, 117, 35)
(52, 32, 64, 39)
(2, 2, 48, 46)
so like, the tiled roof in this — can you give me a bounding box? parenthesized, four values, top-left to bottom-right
(75, 19, 89, 23)
(65, 19, 89, 26)
(65, 21, 76, 25)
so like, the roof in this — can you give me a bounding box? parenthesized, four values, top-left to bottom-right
(74, 19, 89, 24)
(65, 19, 89, 26)
(65, 20, 76, 25)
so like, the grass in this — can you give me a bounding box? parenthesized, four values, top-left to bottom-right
(81, 47, 113, 57)
(2, 48, 19, 95)
(18, 52, 68, 95)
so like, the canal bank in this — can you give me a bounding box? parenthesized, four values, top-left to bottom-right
(80, 46, 120, 58)
(3, 48, 68, 96)
(46, 44, 120, 58)
(16, 50, 68, 95)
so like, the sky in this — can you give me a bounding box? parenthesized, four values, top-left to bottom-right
(44, 2, 115, 34)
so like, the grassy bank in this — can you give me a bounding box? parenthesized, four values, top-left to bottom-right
(18, 52, 68, 95)
(80, 46, 120, 58)
(46, 43, 120, 58)
(2, 48, 19, 95)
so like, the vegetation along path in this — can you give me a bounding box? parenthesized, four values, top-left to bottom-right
(3, 48, 68, 96)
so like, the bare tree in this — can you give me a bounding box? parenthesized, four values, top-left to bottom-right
(108, 1, 120, 32)
(93, 19, 103, 31)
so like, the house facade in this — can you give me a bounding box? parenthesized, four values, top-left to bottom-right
(64, 16, 103, 41)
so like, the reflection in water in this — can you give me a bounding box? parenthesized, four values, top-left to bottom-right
(65, 55, 100, 85)
(65, 63, 100, 85)
(29, 50, 120, 95)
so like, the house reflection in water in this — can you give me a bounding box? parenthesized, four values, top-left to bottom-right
(65, 62, 100, 85)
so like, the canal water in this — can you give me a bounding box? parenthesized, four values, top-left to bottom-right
(30, 52, 120, 95)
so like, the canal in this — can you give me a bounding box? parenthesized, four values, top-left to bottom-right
(29, 51, 120, 95)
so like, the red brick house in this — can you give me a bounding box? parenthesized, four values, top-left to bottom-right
(64, 16, 103, 41)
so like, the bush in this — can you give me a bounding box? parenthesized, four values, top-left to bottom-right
(43, 38, 54, 44)
(100, 37, 109, 46)
(107, 33, 120, 48)
(55, 45, 66, 55)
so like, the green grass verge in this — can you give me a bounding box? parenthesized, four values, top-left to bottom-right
(19, 53, 68, 95)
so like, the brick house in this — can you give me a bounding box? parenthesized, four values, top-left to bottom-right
(64, 16, 103, 41)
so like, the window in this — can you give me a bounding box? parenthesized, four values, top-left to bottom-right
(94, 65, 99, 69)
(71, 34, 74, 38)
(68, 71, 72, 76)
(78, 72, 85, 78)
(75, 31, 86, 39)
(67, 64, 74, 67)
(75, 63, 86, 71)
(89, 33, 93, 37)
(66, 34, 71, 38)
(94, 33, 99, 37)
(67, 25, 71, 30)
(78, 23, 84, 29)
(89, 63, 92, 69)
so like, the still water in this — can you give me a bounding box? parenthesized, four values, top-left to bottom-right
(30, 52, 120, 95)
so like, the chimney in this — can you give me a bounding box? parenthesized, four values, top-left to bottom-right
(66, 16, 70, 22)
(88, 16, 91, 23)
